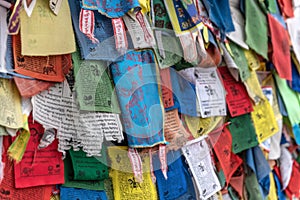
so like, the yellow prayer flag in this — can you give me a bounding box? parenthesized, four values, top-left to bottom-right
(0, 78, 23, 129)
(251, 99, 278, 143)
(244, 70, 266, 104)
(244, 49, 261, 71)
(108, 146, 158, 200)
(20, 0, 76, 56)
(183, 115, 223, 138)
(8, 129, 30, 162)
(138, 0, 151, 14)
(267, 172, 278, 200)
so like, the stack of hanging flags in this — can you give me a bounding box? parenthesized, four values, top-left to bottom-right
(0, 0, 299, 199)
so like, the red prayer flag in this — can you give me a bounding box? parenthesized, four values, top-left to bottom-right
(277, 0, 294, 18)
(209, 127, 243, 183)
(285, 161, 300, 198)
(268, 14, 292, 80)
(14, 114, 64, 188)
(218, 66, 253, 117)
(0, 136, 53, 200)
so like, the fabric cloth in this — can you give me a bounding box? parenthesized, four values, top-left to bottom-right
(245, 0, 268, 59)
(250, 98, 279, 143)
(291, 52, 300, 75)
(72, 50, 120, 113)
(164, 109, 191, 150)
(258, 72, 283, 159)
(267, 172, 278, 200)
(243, 49, 261, 71)
(163, 0, 202, 35)
(0, 137, 53, 200)
(276, 88, 288, 117)
(183, 114, 223, 138)
(0, 78, 23, 129)
(0, 136, 3, 182)
(153, 150, 187, 200)
(278, 0, 294, 18)
(63, 150, 105, 191)
(153, 0, 173, 54)
(13, 115, 64, 188)
(228, 186, 239, 200)
(0, 5, 8, 74)
(218, 66, 253, 117)
(268, 121, 283, 160)
(182, 136, 221, 200)
(167, 67, 198, 116)
(153, 29, 183, 69)
(160, 68, 174, 109)
(195, 67, 227, 118)
(289, 57, 300, 93)
(68, 0, 122, 61)
(279, 146, 293, 189)
(274, 73, 300, 144)
(14, 77, 54, 98)
(244, 166, 263, 200)
(110, 50, 165, 147)
(245, 146, 271, 199)
(209, 127, 243, 183)
(153, 0, 173, 29)
(284, 161, 300, 199)
(60, 187, 107, 200)
(104, 178, 114, 200)
(175, 156, 197, 200)
(229, 166, 245, 199)
(270, 0, 287, 27)
(108, 146, 158, 200)
(203, 0, 235, 34)
(81, 0, 140, 18)
(69, 148, 108, 181)
(294, 0, 300, 17)
(287, 16, 300, 65)
(272, 170, 286, 200)
(229, 42, 251, 82)
(0, 36, 32, 79)
(12, 34, 65, 82)
(13, 53, 71, 97)
(268, 14, 292, 80)
(228, 114, 259, 153)
(227, 0, 249, 49)
(20, 0, 76, 56)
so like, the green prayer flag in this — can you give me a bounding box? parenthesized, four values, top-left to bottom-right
(153, 29, 183, 69)
(274, 73, 300, 144)
(244, 167, 263, 200)
(63, 150, 105, 190)
(245, 0, 268, 59)
(69, 147, 108, 181)
(266, 0, 278, 13)
(73, 51, 120, 113)
(274, 73, 300, 125)
(228, 114, 259, 154)
(229, 42, 251, 81)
